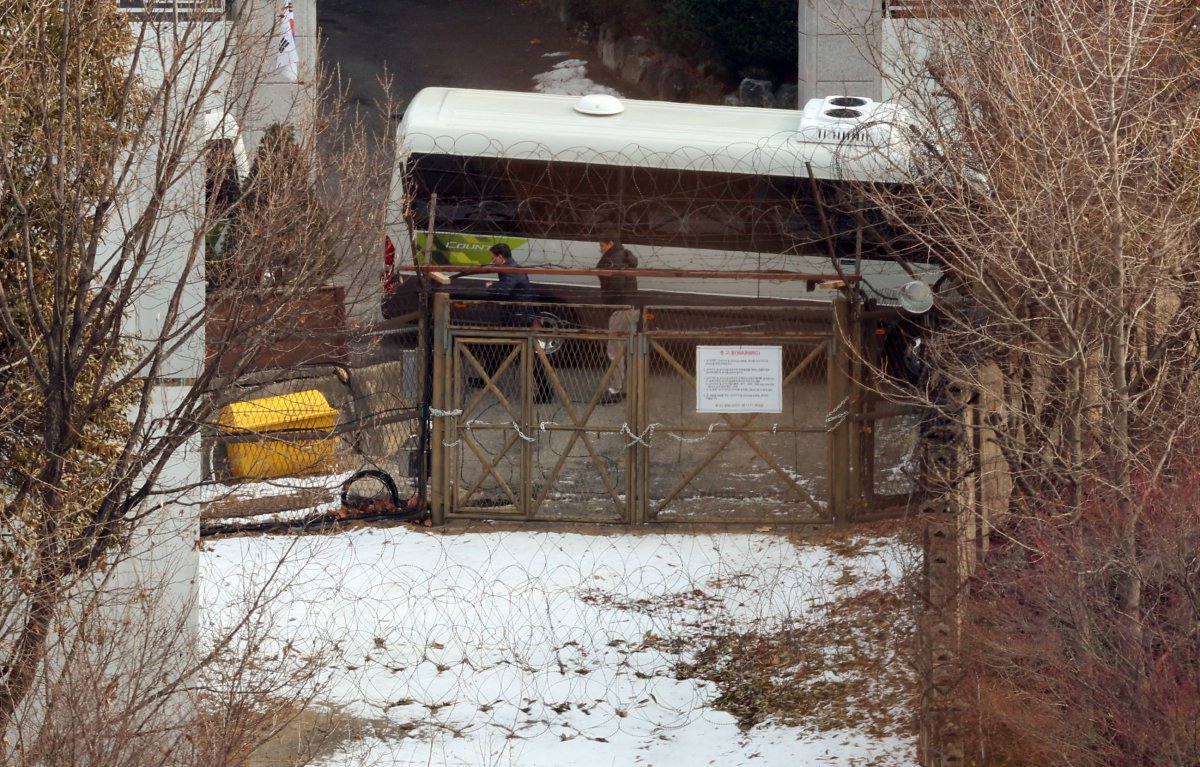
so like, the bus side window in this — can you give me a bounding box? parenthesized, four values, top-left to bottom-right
(409, 153, 518, 234)
(554, 161, 620, 238)
(400, 147, 906, 256)
(506, 159, 554, 237)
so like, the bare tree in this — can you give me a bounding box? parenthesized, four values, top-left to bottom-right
(0, 0, 379, 757)
(876, 0, 1200, 763)
(4, 537, 343, 767)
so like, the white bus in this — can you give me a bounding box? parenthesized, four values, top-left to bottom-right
(381, 87, 937, 319)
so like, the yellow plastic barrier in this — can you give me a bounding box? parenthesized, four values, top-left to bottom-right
(218, 389, 337, 480)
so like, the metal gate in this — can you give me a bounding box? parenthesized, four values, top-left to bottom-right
(426, 295, 918, 525)
(430, 298, 637, 523)
(639, 306, 834, 524)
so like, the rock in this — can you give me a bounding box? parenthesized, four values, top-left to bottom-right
(546, 0, 568, 24)
(640, 57, 662, 89)
(738, 78, 775, 108)
(776, 83, 800, 110)
(620, 40, 654, 85)
(599, 25, 620, 70)
(657, 65, 690, 102)
(622, 55, 652, 85)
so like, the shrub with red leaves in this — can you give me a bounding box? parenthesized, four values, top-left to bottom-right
(961, 462, 1200, 766)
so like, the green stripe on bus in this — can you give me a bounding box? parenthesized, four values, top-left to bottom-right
(414, 233, 530, 265)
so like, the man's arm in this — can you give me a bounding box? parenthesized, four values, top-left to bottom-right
(598, 247, 637, 270)
(489, 271, 517, 301)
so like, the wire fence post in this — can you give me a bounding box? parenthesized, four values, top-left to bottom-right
(828, 294, 852, 528)
(847, 295, 865, 518)
(416, 195, 437, 517)
(521, 323, 534, 518)
(632, 308, 648, 525)
(429, 292, 449, 525)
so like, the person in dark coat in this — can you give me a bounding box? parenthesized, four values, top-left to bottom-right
(472, 243, 551, 402)
(486, 243, 535, 315)
(595, 232, 639, 404)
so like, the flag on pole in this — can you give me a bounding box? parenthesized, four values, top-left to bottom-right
(275, 2, 299, 82)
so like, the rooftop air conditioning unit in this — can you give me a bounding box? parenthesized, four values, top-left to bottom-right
(796, 96, 901, 145)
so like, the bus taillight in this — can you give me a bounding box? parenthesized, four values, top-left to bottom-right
(382, 236, 397, 292)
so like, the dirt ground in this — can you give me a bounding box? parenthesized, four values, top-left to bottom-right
(247, 706, 412, 767)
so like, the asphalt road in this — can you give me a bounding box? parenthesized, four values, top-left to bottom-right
(318, 0, 633, 132)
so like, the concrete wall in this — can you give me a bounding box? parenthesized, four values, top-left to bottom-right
(1, 11, 233, 753)
(879, 11, 931, 102)
(5, 0, 321, 753)
(115, 0, 322, 622)
(798, 0, 883, 103)
(237, 0, 319, 157)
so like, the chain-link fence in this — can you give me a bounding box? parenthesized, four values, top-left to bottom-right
(202, 325, 425, 501)
(438, 299, 632, 522)
(202, 294, 922, 528)
(640, 306, 834, 524)
(425, 296, 910, 525)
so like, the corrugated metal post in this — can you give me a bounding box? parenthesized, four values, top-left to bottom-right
(429, 292, 449, 525)
(828, 295, 852, 528)
(916, 373, 971, 767)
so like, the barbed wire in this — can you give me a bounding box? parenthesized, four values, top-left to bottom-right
(399, 133, 925, 284)
(825, 395, 851, 431)
(200, 322, 919, 523)
(198, 516, 918, 763)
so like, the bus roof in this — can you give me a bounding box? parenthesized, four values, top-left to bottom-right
(396, 88, 911, 183)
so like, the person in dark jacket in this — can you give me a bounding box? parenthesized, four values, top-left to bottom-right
(486, 243, 535, 314)
(596, 233, 639, 405)
(474, 243, 551, 402)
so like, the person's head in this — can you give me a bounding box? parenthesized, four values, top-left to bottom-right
(598, 231, 620, 253)
(489, 243, 512, 264)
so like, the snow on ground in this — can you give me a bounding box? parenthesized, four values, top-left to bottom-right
(198, 470, 357, 506)
(533, 58, 623, 97)
(200, 513, 917, 767)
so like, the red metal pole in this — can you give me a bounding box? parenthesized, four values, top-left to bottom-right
(395, 264, 861, 283)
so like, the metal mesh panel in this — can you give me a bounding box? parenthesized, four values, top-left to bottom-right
(522, 342, 634, 523)
(443, 301, 633, 522)
(427, 297, 921, 525)
(345, 327, 425, 491)
(437, 301, 838, 524)
(868, 412, 921, 502)
(642, 306, 832, 524)
(202, 325, 424, 500)
(448, 337, 534, 515)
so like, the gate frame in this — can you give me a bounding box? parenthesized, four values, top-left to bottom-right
(636, 319, 838, 525)
(425, 291, 912, 525)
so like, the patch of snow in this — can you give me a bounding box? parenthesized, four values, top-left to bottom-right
(197, 470, 355, 504)
(200, 526, 916, 766)
(533, 58, 622, 98)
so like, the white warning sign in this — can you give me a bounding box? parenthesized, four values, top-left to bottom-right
(695, 346, 783, 413)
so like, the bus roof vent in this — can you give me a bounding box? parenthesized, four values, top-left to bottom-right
(573, 93, 625, 116)
(796, 96, 899, 144)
